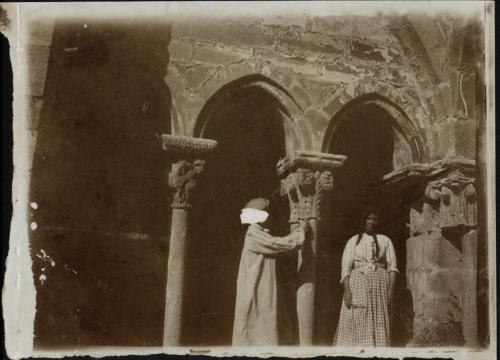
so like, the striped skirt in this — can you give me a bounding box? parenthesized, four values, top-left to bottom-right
(334, 267, 391, 347)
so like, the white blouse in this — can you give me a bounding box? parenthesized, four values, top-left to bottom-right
(340, 233, 399, 283)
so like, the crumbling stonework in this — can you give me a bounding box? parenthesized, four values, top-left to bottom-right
(27, 13, 485, 347)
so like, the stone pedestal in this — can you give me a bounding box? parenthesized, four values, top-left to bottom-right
(277, 151, 346, 345)
(160, 134, 217, 346)
(384, 159, 478, 346)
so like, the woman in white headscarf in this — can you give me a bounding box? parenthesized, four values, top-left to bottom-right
(232, 197, 307, 346)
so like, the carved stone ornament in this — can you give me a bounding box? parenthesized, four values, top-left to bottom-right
(424, 170, 477, 228)
(168, 159, 206, 209)
(277, 151, 345, 223)
(159, 134, 217, 209)
(160, 134, 217, 157)
(382, 159, 477, 236)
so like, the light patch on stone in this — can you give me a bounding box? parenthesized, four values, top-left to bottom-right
(30, 202, 38, 209)
(39, 274, 47, 285)
(36, 249, 56, 267)
(64, 264, 77, 274)
(30, 222, 37, 230)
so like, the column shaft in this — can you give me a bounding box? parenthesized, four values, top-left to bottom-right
(159, 134, 217, 347)
(296, 218, 318, 345)
(277, 150, 346, 345)
(163, 209, 188, 346)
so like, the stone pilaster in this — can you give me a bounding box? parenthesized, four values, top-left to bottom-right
(384, 159, 478, 347)
(277, 151, 346, 345)
(160, 134, 217, 346)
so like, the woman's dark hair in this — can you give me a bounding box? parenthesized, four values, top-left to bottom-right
(356, 206, 380, 257)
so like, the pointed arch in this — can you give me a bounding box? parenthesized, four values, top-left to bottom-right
(194, 74, 312, 153)
(322, 92, 427, 164)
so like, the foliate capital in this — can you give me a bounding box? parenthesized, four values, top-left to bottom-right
(277, 151, 345, 223)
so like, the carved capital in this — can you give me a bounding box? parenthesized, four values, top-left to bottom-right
(159, 134, 217, 209)
(384, 160, 477, 236)
(425, 169, 477, 229)
(277, 151, 345, 223)
(168, 159, 206, 209)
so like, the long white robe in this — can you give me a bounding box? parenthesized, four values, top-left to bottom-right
(232, 224, 304, 346)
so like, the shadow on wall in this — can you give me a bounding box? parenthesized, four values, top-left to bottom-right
(30, 20, 172, 347)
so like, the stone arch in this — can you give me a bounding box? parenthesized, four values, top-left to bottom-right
(322, 84, 428, 164)
(169, 96, 184, 136)
(319, 83, 429, 347)
(194, 73, 312, 153)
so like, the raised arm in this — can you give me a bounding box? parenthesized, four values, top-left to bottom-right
(245, 225, 305, 255)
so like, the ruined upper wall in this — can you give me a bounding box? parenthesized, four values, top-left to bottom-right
(166, 14, 479, 162)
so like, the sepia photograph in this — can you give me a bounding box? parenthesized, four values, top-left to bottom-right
(1, 1, 496, 359)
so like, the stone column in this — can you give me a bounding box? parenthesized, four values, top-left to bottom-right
(277, 151, 346, 345)
(160, 134, 217, 346)
(386, 160, 477, 346)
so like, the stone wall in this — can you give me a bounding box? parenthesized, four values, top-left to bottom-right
(166, 15, 477, 162)
(26, 13, 483, 347)
(29, 20, 172, 346)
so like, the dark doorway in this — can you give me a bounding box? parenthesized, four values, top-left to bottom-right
(184, 82, 288, 345)
(317, 101, 411, 345)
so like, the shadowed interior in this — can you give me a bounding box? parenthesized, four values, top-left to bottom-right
(185, 84, 288, 345)
(316, 102, 412, 345)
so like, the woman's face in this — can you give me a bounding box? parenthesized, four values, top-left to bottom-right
(364, 213, 379, 234)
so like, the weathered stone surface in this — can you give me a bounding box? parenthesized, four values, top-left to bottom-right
(455, 118, 476, 160)
(27, 20, 55, 47)
(168, 41, 194, 61)
(280, 32, 344, 56)
(462, 229, 478, 347)
(172, 19, 274, 48)
(27, 45, 51, 97)
(32, 228, 168, 346)
(183, 64, 216, 90)
(28, 97, 44, 130)
(399, 159, 477, 346)
(28, 12, 481, 348)
(304, 107, 329, 134)
(193, 44, 244, 65)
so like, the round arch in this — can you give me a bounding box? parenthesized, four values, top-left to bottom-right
(194, 74, 312, 153)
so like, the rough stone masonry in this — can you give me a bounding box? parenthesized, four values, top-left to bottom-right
(26, 13, 486, 348)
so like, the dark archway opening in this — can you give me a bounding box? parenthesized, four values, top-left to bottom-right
(184, 84, 289, 345)
(318, 102, 413, 346)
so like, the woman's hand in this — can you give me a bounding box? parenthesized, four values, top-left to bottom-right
(291, 227, 305, 246)
(343, 287, 353, 309)
(300, 222, 311, 236)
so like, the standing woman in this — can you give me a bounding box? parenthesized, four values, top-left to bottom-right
(232, 197, 307, 346)
(334, 208, 399, 347)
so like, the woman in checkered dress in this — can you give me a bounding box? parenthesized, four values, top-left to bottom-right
(334, 209, 399, 347)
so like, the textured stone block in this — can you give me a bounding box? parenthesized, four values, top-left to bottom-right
(27, 45, 51, 96)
